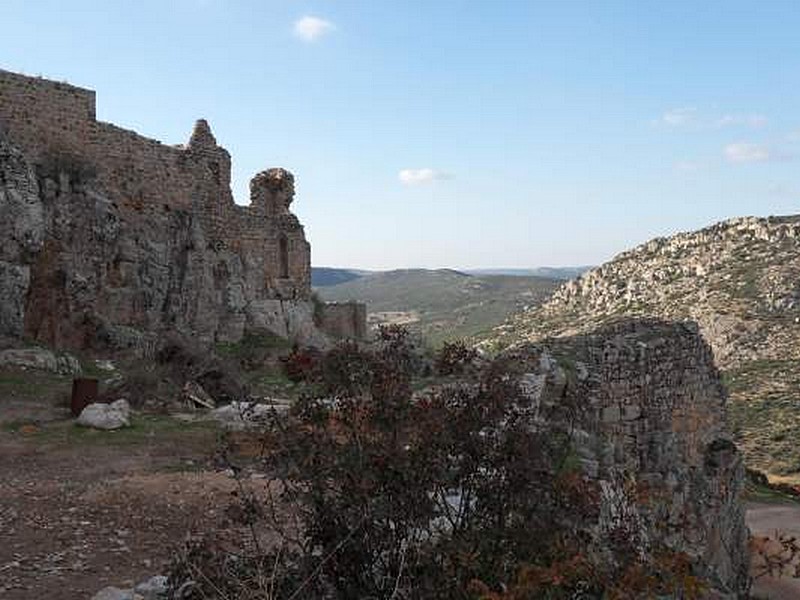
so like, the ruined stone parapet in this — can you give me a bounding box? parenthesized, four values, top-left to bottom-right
(187, 118, 218, 150)
(506, 318, 750, 597)
(250, 168, 296, 216)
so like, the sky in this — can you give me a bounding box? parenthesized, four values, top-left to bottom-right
(3, 1, 800, 270)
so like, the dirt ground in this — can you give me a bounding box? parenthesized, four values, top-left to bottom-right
(4, 364, 800, 600)
(0, 400, 243, 600)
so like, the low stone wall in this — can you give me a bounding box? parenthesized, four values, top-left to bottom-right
(320, 302, 368, 340)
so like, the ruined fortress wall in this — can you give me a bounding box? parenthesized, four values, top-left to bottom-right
(320, 302, 368, 339)
(508, 319, 750, 596)
(0, 69, 321, 347)
(0, 69, 222, 211)
(0, 69, 96, 156)
(0, 69, 310, 295)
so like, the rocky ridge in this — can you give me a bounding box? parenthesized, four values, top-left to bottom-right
(487, 215, 800, 475)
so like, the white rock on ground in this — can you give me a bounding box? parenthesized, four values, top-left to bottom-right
(134, 575, 168, 599)
(77, 399, 131, 430)
(90, 587, 134, 600)
(90, 575, 167, 600)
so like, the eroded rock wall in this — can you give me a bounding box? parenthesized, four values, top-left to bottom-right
(507, 318, 750, 597)
(0, 69, 321, 350)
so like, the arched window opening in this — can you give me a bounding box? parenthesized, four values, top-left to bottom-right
(279, 235, 289, 279)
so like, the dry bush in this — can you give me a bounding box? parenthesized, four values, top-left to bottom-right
(167, 327, 711, 599)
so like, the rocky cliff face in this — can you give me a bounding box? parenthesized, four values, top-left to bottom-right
(487, 215, 800, 476)
(509, 319, 750, 597)
(0, 135, 323, 354)
(0, 69, 335, 352)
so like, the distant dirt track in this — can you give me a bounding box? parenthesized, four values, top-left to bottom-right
(747, 502, 800, 599)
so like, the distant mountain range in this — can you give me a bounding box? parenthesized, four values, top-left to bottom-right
(315, 268, 560, 347)
(465, 266, 593, 279)
(311, 265, 590, 287)
(311, 267, 368, 287)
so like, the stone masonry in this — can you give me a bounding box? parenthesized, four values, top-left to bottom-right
(0, 68, 347, 350)
(507, 318, 750, 597)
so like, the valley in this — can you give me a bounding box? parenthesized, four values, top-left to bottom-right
(316, 268, 561, 346)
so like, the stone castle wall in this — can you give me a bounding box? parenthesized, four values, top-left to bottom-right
(0, 69, 324, 348)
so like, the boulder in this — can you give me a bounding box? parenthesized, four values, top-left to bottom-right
(134, 575, 168, 599)
(90, 587, 134, 600)
(77, 399, 131, 430)
(210, 400, 288, 430)
(0, 347, 81, 375)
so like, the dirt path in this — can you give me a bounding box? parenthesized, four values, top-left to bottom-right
(747, 501, 800, 599)
(0, 417, 234, 599)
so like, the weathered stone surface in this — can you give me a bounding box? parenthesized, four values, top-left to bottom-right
(0, 137, 45, 260)
(90, 586, 134, 600)
(506, 319, 750, 597)
(0, 69, 325, 351)
(210, 400, 289, 430)
(90, 575, 167, 600)
(0, 347, 81, 375)
(320, 301, 368, 339)
(0, 261, 30, 338)
(77, 399, 131, 430)
(133, 575, 168, 599)
(489, 215, 800, 370)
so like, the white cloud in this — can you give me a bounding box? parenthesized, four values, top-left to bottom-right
(398, 168, 452, 185)
(659, 107, 698, 127)
(715, 114, 768, 128)
(724, 142, 771, 163)
(293, 16, 335, 42)
(657, 108, 768, 129)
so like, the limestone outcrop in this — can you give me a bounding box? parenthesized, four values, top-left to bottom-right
(486, 214, 800, 475)
(0, 68, 335, 351)
(507, 319, 750, 597)
(489, 215, 800, 370)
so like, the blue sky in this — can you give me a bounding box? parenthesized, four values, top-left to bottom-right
(3, 1, 800, 269)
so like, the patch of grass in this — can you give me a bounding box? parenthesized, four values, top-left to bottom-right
(0, 369, 70, 399)
(1, 419, 36, 433)
(744, 480, 800, 504)
(215, 331, 291, 359)
(78, 358, 110, 380)
(724, 359, 798, 394)
(247, 368, 313, 399)
(8, 414, 219, 446)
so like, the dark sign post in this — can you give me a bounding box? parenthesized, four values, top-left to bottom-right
(71, 378, 99, 417)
